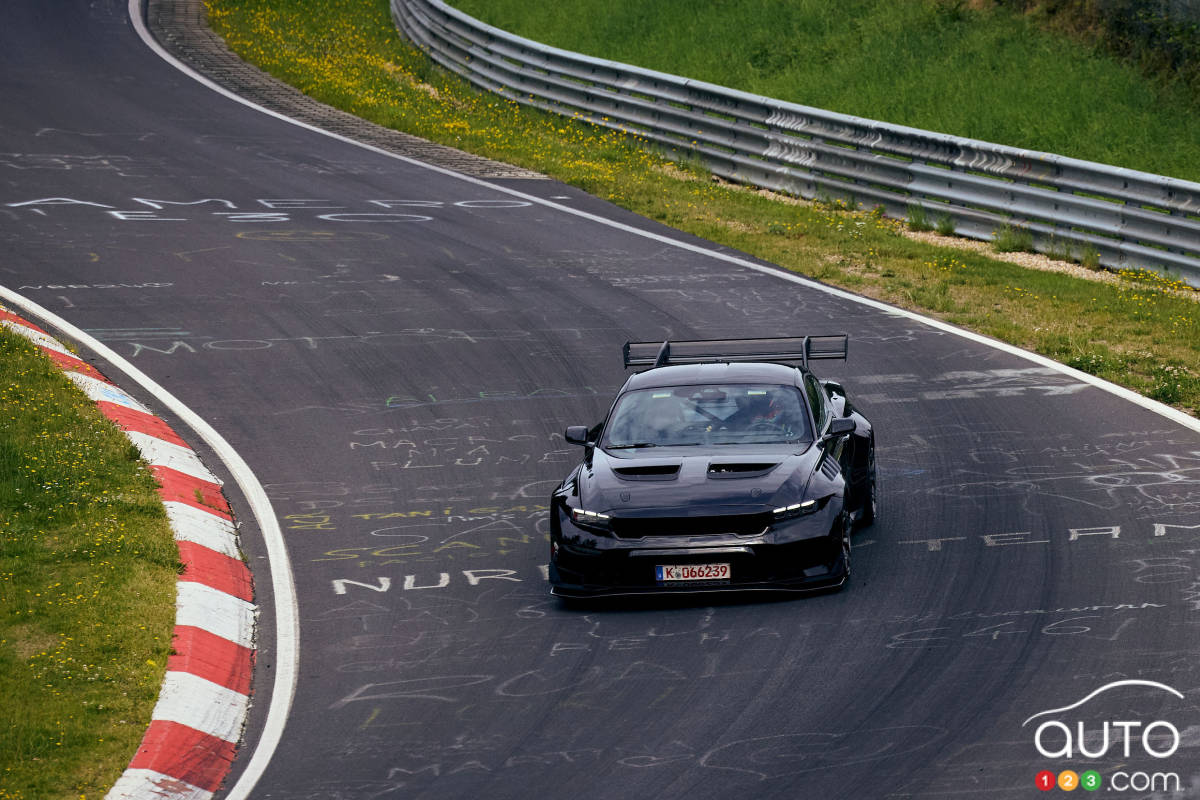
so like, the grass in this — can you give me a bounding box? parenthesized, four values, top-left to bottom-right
(0, 328, 177, 800)
(1045, 235, 1073, 263)
(1000, 0, 1200, 91)
(204, 0, 1200, 415)
(991, 223, 1035, 253)
(906, 204, 934, 233)
(449, 0, 1200, 183)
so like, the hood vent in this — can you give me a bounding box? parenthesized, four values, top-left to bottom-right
(707, 462, 780, 480)
(613, 464, 681, 481)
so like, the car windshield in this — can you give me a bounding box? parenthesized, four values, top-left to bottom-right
(603, 384, 812, 448)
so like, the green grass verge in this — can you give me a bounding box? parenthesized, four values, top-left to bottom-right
(0, 328, 177, 800)
(449, 0, 1200, 182)
(206, 0, 1200, 415)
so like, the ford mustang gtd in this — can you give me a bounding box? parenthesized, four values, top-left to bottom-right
(549, 336, 875, 598)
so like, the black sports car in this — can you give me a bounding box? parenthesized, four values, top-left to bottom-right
(549, 336, 875, 597)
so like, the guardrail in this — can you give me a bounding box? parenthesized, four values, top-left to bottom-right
(391, 0, 1200, 286)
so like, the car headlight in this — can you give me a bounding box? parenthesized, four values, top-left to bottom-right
(567, 504, 612, 532)
(772, 498, 822, 522)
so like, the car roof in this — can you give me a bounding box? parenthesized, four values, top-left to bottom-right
(623, 361, 805, 390)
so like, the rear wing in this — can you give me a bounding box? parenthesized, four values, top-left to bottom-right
(622, 335, 848, 370)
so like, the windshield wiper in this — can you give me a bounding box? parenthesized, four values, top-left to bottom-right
(606, 442, 659, 450)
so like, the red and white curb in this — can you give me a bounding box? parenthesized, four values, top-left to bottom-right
(1, 307, 256, 800)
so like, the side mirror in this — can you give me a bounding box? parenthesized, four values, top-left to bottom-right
(826, 417, 855, 437)
(822, 380, 853, 417)
(565, 425, 591, 446)
(822, 380, 845, 397)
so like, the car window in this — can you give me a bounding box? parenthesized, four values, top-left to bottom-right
(602, 384, 812, 447)
(804, 374, 829, 432)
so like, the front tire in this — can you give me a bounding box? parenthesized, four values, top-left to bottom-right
(835, 512, 852, 589)
(856, 438, 877, 528)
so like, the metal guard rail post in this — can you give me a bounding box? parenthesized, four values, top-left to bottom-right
(392, 0, 1200, 286)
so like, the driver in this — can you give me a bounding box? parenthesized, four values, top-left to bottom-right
(730, 390, 780, 427)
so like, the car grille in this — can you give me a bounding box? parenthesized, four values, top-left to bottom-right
(610, 512, 771, 538)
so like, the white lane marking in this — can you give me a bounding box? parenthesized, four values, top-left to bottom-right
(105, 769, 212, 800)
(127, 430, 223, 484)
(152, 671, 251, 743)
(174, 581, 256, 650)
(120, 0, 1200, 793)
(0, 286, 293, 782)
(165, 501, 240, 559)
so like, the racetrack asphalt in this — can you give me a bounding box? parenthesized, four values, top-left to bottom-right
(5, 1, 1200, 797)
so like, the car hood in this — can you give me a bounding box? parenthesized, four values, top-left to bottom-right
(579, 444, 818, 515)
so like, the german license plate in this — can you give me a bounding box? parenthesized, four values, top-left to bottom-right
(656, 563, 730, 582)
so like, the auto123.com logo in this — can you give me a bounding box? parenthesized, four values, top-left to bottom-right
(1023, 680, 1189, 793)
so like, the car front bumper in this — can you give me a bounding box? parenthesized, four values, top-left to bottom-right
(549, 506, 848, 598)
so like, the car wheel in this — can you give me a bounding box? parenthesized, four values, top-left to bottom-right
(836, 512, 852, 588)
(857, 438, 877, 528)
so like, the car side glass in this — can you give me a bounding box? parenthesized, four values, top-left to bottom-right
(805, 374, 828, 432)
